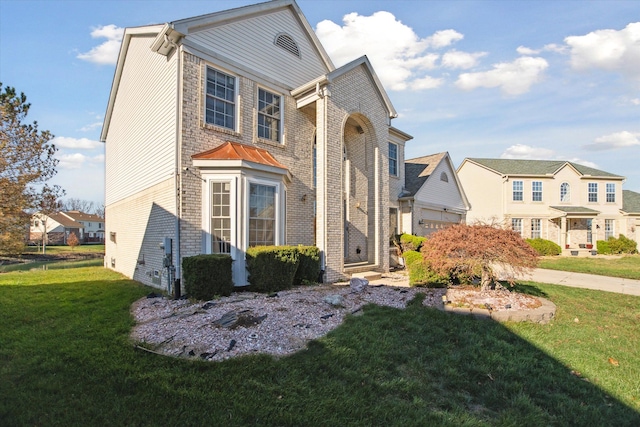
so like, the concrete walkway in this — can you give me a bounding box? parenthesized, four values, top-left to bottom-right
(523, 268, 640, 297)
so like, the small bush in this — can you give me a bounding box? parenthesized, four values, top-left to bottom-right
(294, 245, 321, 286)
(402, 250, 448, 287)
(182, 254, 233, 300)
(607, 234, 638, 254)
(399, 234, 427, 252)
(597, 240, 611, 255)
(526, 238, 561, 256)
(246, 246, 300, 293)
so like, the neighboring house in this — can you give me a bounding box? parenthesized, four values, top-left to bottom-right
(457, 158, 639, 250)
(101, 0, 411, 289)
(60, 211, 105, 243)
(398, 152, 469, 237)
(29, 212, 83, 245)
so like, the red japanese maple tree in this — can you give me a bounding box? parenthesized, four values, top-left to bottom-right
(421, 223, 539, 291)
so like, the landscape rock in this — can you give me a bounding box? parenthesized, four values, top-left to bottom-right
(349, 277, 369, 293)
(323, 294, 345, 306)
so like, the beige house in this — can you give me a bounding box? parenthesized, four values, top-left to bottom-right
(457, 158, 640, 251)
(101, 0, 412, 289)
(29, 212, 83, 246)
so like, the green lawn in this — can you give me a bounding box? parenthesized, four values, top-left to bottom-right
(1, 266, 639, 426)
(539, 254, 640, 280)
(23, 244, 105, 255)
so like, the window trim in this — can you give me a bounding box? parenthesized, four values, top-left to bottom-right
(588, 182, 598, 203)
(532, 181, 543, 202)
(512, 180, 523, 202)
(256, 86, 283, 143)
(531, 218, 541, 239)
(388, 142, 398, 176)
(204, 65, 238, 132)
(606, 183, 616, 203)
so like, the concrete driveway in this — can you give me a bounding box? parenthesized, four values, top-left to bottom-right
(524, 268, 640, 297)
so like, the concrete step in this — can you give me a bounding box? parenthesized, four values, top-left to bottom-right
(350, 271, 382, 281)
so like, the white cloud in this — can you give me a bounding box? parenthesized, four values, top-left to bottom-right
(500, 144, 556, 159)
(425, 29, 464, 49)
(77, 24, 124, 65)
(441, 50, 487, 69)
(455, 56, 548, 95)
(631, 98, 640, 105)
(52, 136, 102, 150)
(583, 131, 640, 151)
(57, 153, 88, 170)
(316, 12, 459, 91)
(79, 122, 103, 132)
(565, 22, 640, 80)
(516, 46, 539, 55)
(564, 158, 599, 169)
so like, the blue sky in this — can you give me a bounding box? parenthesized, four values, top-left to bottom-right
(1, 0, 639, 206)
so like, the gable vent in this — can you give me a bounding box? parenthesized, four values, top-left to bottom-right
(275, 33, 301, 58)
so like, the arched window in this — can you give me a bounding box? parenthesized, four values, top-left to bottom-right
(560, 182, 570, 202)
(440, 172, 449, 182)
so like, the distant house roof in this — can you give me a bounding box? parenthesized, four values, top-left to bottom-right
(402, 153, 447, 197)
(622, 190, 640, 214)
(464, 158, 624, 179)
(61, 211, 104, 222)
(49, 213, 84, 229)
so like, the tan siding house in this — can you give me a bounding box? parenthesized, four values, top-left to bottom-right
(457, 158, 636, 252)
(101, 0, 410, 290)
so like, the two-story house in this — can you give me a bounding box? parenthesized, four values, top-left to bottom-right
(457, 158, 639, 250)
(60, 211, 105, 243)
(102, 0, 411, 289)
(29, 212, 83, 246)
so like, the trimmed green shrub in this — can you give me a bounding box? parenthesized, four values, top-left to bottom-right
(399, 233, 427, 252)
(597, 240, 611, 255)
(526, 238, 562, 256)
(246, 246, 300, 292)
(402, 250, 448, 288)
(182, 254, 233, 300)
(294, 245, 321, 286)
(607, 234, 638, 254)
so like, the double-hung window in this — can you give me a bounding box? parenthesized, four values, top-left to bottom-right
(532, 181, 543, 202)
(512, 180, 523, 201)
(606, 183, 616, 203)
(605, 219, 614, 239)
(205, 67, 236, 130)
(249, 183, 276, 246)
(511, 218, 523, 235)
(531, 218, 541, 239)
(588, 182, 598, 202)
(211, 182, 231, 254)
(388, 142, 398, 176)
(257, 88, 281, 142)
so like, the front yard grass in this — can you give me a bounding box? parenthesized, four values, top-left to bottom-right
(1, 266, 639, 426)
(538, 254, 640, 280)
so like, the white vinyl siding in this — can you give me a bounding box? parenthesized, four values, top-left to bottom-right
(185, 9, 329, 88)
(414, 159, 467, 212)
(105, 35, 177, 206)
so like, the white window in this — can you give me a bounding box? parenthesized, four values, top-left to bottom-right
(606, 183, 616, 203)
(512, 181, 523, 201)
(532, 181, 543, 202)
(205, 67, 236, 130)
(211, 182, 232, 254)
(531, 218, 541, 239)
(388, 142, 398, 176)
(249, 183, 276, 247)
(605, 219, 614, 239)
(512, 218, 523, 235)
(588, 182, 598, 203)
(560, 182, 570, 202)
(257, 88, 281, 142)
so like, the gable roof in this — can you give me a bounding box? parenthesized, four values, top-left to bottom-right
(291, 55, 397, 119)
(48, 213, 84, 229)
(462, 158, 624, 179)
(102, 0, 333, 142)
(622, 190, 640, 214)
(402, 153, 448, 197)
(61, 211, 104, 222)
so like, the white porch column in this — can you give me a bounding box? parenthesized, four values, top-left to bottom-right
(560, 216, 567, 248)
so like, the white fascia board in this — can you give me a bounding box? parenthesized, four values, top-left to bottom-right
(100, 25, 165, 142)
